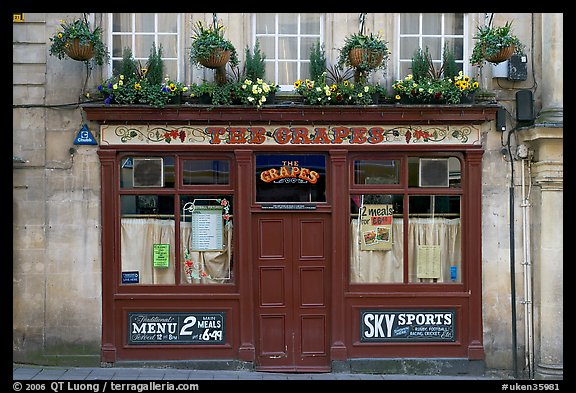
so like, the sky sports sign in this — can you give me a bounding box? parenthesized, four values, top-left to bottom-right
(360, 310, 456, 342)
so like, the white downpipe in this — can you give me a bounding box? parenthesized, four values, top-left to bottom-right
(521, 158, 535, 379)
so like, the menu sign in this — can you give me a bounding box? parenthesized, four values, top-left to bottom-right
(128, 312, 225, 344)
(191, 205, 224, 251)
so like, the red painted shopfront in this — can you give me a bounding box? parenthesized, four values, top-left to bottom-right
(84, 104, 497, 373)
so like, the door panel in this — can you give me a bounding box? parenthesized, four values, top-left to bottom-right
(254, 213, 331, 371)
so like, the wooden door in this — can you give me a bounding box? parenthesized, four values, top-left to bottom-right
(253, 213, 331, 372)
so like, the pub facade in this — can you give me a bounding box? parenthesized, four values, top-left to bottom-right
(13, 13, 563, 379)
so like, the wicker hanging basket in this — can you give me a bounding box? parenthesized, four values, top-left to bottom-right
(348, 48, 384, 69)
(198, 49, 231, 69)
(484, 45, 515, 64)
(64, 38, 95, 61)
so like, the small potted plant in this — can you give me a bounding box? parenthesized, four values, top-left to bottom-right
(49, 14, 109, 66)
(470, 21, 524, 66)
(190, 19, 239, 85)
(337, 30, 390, 83)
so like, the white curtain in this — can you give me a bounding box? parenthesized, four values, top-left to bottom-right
(350, 217, 461, 283)
(180, 221, 233, 284)
(121, 218, 176, 284)
(120, 218, 232, 285)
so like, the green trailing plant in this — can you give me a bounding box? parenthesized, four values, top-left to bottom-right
(49, 14, 110, 66)
(244, 39, 266, 81)
(190, 19, 239, 68)
(309, 41, 326, 81)
(470, 20, 524, 66)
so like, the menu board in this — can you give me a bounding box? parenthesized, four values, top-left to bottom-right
(191, 205, 224, 251)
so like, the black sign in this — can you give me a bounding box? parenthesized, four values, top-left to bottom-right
(360, 309, 456, 342)
(121, 271, 139, 284)
(128, 312, 225, 345)
(260, 203, 317, 210)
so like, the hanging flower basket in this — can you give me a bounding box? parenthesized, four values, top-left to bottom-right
(63, 38, 95, 61)
(348, 48, 384, 69)
(484, 45, 515, 64)
(198, 49, 231, 69)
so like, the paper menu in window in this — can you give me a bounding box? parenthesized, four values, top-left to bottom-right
(416, 245, 441, 279)
(191, 206, 224, 251)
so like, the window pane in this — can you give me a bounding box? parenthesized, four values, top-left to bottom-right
(256, 154, 326, 203)
(158, 13, 177, 33)
(400, 37, 419, 59)
(445, 13, 464, 35)
(301, 13, 321, 34)
(113, 14, 131, 32)
(180, 195, 234, 284)
(158, 35, 177, 58)
(301, 37, 319, 60)
(120, 156, 175, 189)
(135, 13, 155, 32)
(422, 37, 441, 59)
(278, 37, 297, 60)
(354, 159, 400, 184)
(350, 194, 404, 283)
(277, 61, 297, 85)
(256, 13, 276, 34)
(422, 13, 441, 35)
(120, 195, 175, 285)
(408, 157, 461, 188)
(134, 35, 155, 59)
(112, 35, 132, 58)
(278, 13, 298, 34)
(182, 159, 230, 185)
(408, 195, 461, 284)
(400, 13, 419, 34)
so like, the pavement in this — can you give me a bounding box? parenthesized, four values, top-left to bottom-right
(12, 363, 518, 382)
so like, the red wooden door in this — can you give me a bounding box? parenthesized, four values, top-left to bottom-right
(253, 213, 331, 372)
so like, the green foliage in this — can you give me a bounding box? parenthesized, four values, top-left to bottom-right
(410, 47, 430, 82)
(442, 44, 458, 80)
(470, 21, 524, 66)
(392, 72, 479, 104)
(117, 47, 139, 78)
(326, 64, 354, 85)
(309, 41, 326, 81)
(293, 73, 376, 106)
(237, 78, 278, 108)
(410, 45, 459, 82)
(49, 14, 110, 66)
(190, 20, 239, 68)
(244, 39, 266, 81)
(145, 42, 164, 86)
(97, 48, 187, 108)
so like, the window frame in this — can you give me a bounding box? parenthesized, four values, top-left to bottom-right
(106, 13, 183, 81)
(251, 13, 325, 91)
(116, 152, 237, 293)
(396, 13, 471, 80)
(348, 151, 466, 292)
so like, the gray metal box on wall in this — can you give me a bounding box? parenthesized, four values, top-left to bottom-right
(508, 54, 528, 81)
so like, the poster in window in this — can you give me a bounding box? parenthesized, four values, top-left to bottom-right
(359, 204, 393, 251)
(153, 244, 170, 268)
